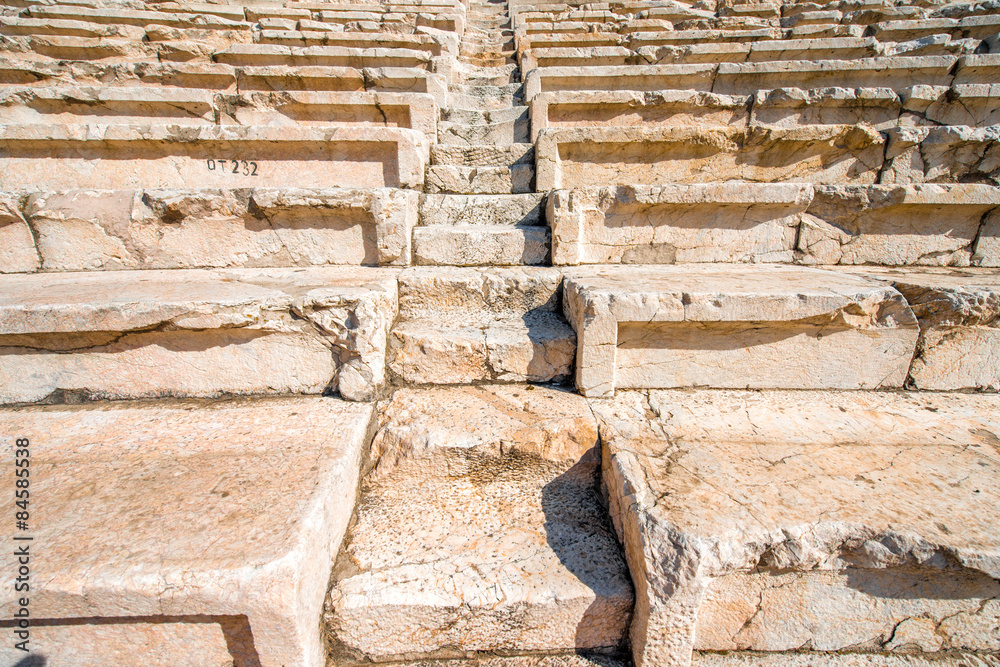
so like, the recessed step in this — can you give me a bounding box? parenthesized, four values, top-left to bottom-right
(389, 267, 574, 385)
(438, 114, 530, 145)
(426, 164, 533, 194)
(594, 388, 1000, 667)
(0, 396, 373, 667)
(562, 264, 920, 397)
(454, 61, 518, 85)
(0, 267, 398, 403)
(413, 224, 550, 265)
(420, 192, 545, 226)
(448, 82, 523, 110)
(326, 385, 632, 661)
(430, 142, 533, 167)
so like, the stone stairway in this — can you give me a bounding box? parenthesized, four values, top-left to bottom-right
(0, 0, 999, 665)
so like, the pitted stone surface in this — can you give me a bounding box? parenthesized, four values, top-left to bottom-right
(326, 385, 633, 661)
(593, 389, 1000, 667)
(0, 396, 373, 667)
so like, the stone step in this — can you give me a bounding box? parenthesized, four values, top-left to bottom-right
(238, 65, 449, 106)
(255, 29, 449, 57)
(389, 267, 575, 384)
(0, 124, 428, 191)
(459, 52, 517, 68)
(453, 61, 518, 85)
(442, 104, 527, 125)
(5, 186, 417, 272)
(413, 224, 550, 265)
(594, 388, 1000, 667)
(534, 125, 885, 191)
(326, 385, 633, 661)
(0, 267, 398, 403)
(561, 264, 921, 397)
(448, 82, 523, 110)
(419, 192, 545, 225)
(213, 44, 436, 70)
(426, 163, 534, 194)
(437, 116, 530, 145)
(547, 183, 1000, 267)
(0, 395, 373, 667)
(430, 142, 533, 167)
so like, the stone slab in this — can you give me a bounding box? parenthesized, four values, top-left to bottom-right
(0, 125, 428, 190)
(326, 385, 633, 660)
(883, 125, 1000, 186)
(0, 396, 373, 667)
(20, 187, 416, 271)
(418, 193, 545, 226)
(593, 388, 1000, 667)
(535, 125, 885, 190)
(0, 266, 398, 403)
(413, 225, 550, 266)
(562, 264, 919, 397)
(548, 183, 811, 265)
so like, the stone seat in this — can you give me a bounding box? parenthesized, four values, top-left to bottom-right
(24, 4, 253, 30)
(0, 85, 216, 125)
(534, 125, 886, 190)
(225, 90, 438, 139)
(0, 266, 398, 403)
(0, 16, 146, 39)
(546, 182, 999, 266)
(3, 186, 416, 272)
(883, 124, 1000, 185)
(237, 65, 448, 105)
(0, 34, 153, 62)
(256, 29, 451, 56)
(0, 124, 428, 190)
(561, 264, 920, 397)
(0, 59, 240, 90)
(326, 385, 634, 662)
(786, 22, 866, 38)
(153, 1, 248, 21)
(595, 387, 1000, 667)
(750, 86, 901, 129)
(212, 44, 437, 70)
(0, 396, 373, 667)
(389, 267, 575, 385)
(523, 63, 717, 99)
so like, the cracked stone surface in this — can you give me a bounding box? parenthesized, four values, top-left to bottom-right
(592, 388, 1000, 667)
(0, 396, 373, 667)
(325, 384, 634, 661)
(562, 264, 919, 397)
(0, 266, 398, 402)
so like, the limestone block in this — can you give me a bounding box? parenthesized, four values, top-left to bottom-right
(0, 85, 215, 125)
(535, 125, 884, 190)
(530, 90, 748, 141)
(900, 84, 1000, 127)
(235, 65, 367, 92)
(713, 56, 957, 96)
(213, 44, 433, 70)
(562, 265, 919, 397)
(419, 193, 545, 226)
(798, 184, 999, 266)
(0, 193, 39, 273)
(749, 36, 877, 60)
(548, 183, 810, 265)
(327, 386, 632, 660)
(429, 144, 534, 168)
(634, 42, 750, 65)
(751, 86, 900, 129)
(0, 125, 428, 190)
(848, 268, 1000, 390)
(25, 5, 252, 30)
(0, 267, 398, 403)
(413, 225, 550, 265)
(593, 388, 1000, 667)
(426, 164, 534, 194)
(523, 64, 716, 100)
(23, 187, 416, 270)
(0, 397, 371, 667)
(883, 125, 1000, 185)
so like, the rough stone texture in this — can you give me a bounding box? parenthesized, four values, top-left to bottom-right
(798, 184, 999, 266)
(389, 267, 575, 385)
(548, 184, 811, 265)
(593, 388, 1000, 667)
(846, 267, 1000, 390)
(0, 266, 398, 403)
(20, 187, 416, 271)
(536, 125, 885, 190)
(0, 192, 40, 273)
(326, 385, 633, 661)
(0, 125, 428, 190)
(419, 193, 545, 226)
(0, 396, 373, 667)
(413, 225, 550, 265)
(883, 125, 1000, 185)
(562, 265, 919, 397)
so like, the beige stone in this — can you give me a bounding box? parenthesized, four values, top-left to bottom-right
(535, 125, 885, 190)
(0, 267, 398, 403)
(413, 225, 550, 265)
(0, 85, 216, 125)
(0, 193, 40, 273)
(523, 64, 717, 100)
(0, 125, 428, 190)
(562, 265, 918, 397)
(883, 125, 1000, 185)
(751, 86, 901, 130)
(593, 388, 1000, 667)
(798, 184, 999, 266)
(0, 396, 373, 667)
(548, 184, 810, 265)
(327, 385, 632, 660)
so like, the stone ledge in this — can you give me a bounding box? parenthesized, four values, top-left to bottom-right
(0, 396, 373, 667)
